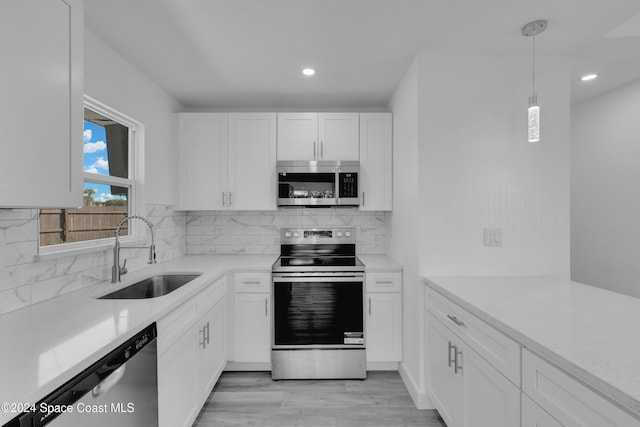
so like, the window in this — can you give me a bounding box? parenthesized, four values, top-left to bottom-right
(39, 97, 141, 249)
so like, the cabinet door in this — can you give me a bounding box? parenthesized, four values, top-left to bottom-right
(228, 113, 277, 210)
(234, 293, 271, 363)
(359, 113, 392, 211)
(178, 113, 228, 210)
(426, 313, 461, 427)
(366, 292, 402, 362)
(198, 299, 226, 397)
(0, 0, 83, 208)
(462, 343, 520, 427)
(277, 113, 318, 161)
(158, 326, 198, 427)
(522, 393, 563, 427)
(318, 113, 359, 161)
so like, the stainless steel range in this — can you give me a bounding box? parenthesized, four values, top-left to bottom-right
(271, 227, 366, 380)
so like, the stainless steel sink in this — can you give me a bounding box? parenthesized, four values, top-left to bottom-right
(98, 273, 202, 299)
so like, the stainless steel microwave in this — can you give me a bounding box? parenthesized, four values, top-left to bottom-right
(277, 160, 359, 207)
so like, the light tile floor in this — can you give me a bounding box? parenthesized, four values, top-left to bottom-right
(192, 371, 447, 427)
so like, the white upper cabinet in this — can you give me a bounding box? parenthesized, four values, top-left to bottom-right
(178, 113, 228, 210)
(318, 113, 360, 161)
(277, 113, 359, 161)
(359, 113, 392, 211)
(277, 113, 318, 161)
(228, 113, 277, 210)
(0, 0, 83, 208)
(178, 113, 277, 210)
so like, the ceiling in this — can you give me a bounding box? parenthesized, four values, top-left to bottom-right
(84, 0, 640, 109)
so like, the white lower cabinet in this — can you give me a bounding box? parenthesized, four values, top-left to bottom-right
(522, 349, 640, 427)
(426, 313, 520, 427)
(522, 393, 563, 427)
(158, 277, 227, 427)
(365, 271, 402, 364)
(233, 272, 271, 364)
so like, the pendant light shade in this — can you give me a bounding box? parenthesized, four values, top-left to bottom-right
(522, 20, 547, 143)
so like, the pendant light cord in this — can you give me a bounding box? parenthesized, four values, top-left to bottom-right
(532, 35, 536, 95)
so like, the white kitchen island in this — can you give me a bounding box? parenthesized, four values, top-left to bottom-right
(424, 276, 640, 426)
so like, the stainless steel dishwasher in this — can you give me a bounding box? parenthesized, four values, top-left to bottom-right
(6, 323, 158, 427)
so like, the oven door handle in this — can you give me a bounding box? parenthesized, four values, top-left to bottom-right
(272, 276, 364, 283)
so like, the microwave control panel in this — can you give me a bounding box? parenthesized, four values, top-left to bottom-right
(338, 173, 358, 198)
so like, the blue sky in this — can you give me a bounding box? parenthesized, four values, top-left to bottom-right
(83, 120, 127, 203)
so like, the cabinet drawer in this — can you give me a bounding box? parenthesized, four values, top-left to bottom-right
(522, 349, 640, 427)
(198, 277, 226, 314)
(366, 272, 402, 293)
(234, 272, 270, 293)
(425, 288, 521, 386)
(158, 298, 198, 354)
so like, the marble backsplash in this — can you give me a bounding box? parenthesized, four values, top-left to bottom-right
(0, 205, 388, 316)
(0, 204, 186, 316)
(186, 207, 388, 255)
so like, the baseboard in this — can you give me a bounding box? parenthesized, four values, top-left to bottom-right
(367, 361, 399, 371)
(399, 361, 434, 410)
(224, 361, 271, 371)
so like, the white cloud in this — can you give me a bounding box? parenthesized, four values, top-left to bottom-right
(83, 140, 106, 153)
(93, 157, 109, 169)
(83, 129, 92, 142)
(84, 157, 109, 174)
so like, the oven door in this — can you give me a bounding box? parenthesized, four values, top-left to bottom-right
(272, 273, 365, 349)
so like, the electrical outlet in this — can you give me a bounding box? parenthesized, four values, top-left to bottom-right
(483, 228, 502, 247)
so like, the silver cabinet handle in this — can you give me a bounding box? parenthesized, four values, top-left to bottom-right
(243, 280, 262, 285)
(222, 191, 226, 206)
(313, 141, 317, 160)
(265, 298, 268, 316)
(320, 141, 324, 159)
(454, 349, 463, 374)
(199, 325, 207, 349)
(229, 191, 232, 206)
(205, 321, 210, 345)
(362, 191, 365, 206)
(368, 297, 372, 315)
(447, 314, 465, 327)
(448, 341, 455, 368)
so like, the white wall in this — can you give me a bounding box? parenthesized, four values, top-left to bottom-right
(85, 30, 183, 205)
(572, 79, 640, 298)
(386, 59, 429, 406)
(388, 52, 572, 408)
(418, 53, 571, 278)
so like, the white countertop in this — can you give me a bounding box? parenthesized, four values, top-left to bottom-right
(358, 254, 402, 271)
(424, 276, 640, 416)
(0, 255, 276, 425)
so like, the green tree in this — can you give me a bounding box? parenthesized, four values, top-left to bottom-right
(83, 188, 96, 206)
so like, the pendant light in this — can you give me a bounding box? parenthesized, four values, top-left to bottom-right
(521, 19, 547, 143)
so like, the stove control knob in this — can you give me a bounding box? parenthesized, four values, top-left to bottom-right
(345, 231, 352, 238)
(293, 231, 300, 238)
(336, 231, 343, 237)
(284, 231, 292, 238)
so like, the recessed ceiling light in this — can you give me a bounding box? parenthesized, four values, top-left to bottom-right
(302, 68, 316, 76)
(580, 74, 598, 82)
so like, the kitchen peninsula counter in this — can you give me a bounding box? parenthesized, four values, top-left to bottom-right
(424, 275, 640, 417)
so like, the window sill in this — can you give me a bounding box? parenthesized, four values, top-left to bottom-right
(35, 237, 147, 262)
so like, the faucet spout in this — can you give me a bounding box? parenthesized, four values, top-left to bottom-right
(111, 215, 156, 283)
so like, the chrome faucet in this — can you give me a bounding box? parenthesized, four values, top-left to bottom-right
(112, 215, 157, 283)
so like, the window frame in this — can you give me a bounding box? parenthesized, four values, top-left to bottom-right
(38, 95, 145, 256)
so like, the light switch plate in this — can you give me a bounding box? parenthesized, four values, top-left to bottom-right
(483, 228, 502, 247)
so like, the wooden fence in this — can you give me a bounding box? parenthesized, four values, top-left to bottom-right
(40, 206, 128, 246)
